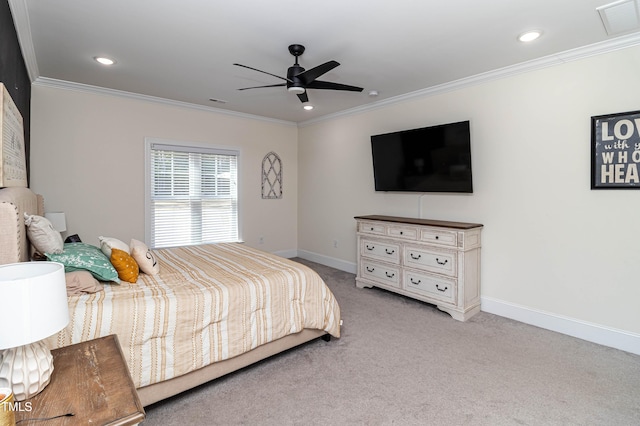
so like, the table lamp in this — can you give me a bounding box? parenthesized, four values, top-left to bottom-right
(0, 262, 69, 401)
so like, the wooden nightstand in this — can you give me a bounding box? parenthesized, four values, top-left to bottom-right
(14, 335, 145, 425)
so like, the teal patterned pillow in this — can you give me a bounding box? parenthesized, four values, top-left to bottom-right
(46, 242, 120, 283)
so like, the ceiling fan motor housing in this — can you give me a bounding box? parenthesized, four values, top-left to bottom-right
(287, 65, 306, 93)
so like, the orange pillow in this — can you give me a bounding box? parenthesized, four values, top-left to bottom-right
(110, 248, 139, 283)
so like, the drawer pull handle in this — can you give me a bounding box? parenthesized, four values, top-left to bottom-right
(400, 231, 403, 235)
(435, 236, 440, 240)
(436, 284, 448, 292)
(385, 249, 395, 255)
(366, 267, 375, 272)
(436, 258, 448, 266)
(370, 227, 374, 231)
(410, 278, 421, 285)
(385, 272, 395, 278)
(410, 253, 421, 260)
(366, 245, 375, 251)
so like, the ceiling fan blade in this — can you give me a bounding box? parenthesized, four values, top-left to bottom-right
(233, 63, 293, 83)
(306, 80, 364, 92)
(238, 83, 286, 91)
(297, 60, 340, 85)
(297, 91, 309, 103)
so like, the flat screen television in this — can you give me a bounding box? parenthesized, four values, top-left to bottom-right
(370, 120, 473, 193)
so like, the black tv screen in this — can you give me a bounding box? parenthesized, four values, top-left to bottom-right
(370, 120, 473, 193)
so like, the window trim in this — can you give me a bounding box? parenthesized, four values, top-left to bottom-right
(144, 137, 242, 248)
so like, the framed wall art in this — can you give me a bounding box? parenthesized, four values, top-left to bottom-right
(261, 151, 282, 199)
(0, 83, 28, 187)
(591, 109, 640, 189)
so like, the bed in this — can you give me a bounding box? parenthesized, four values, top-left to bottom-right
(0, 187, 341, 406)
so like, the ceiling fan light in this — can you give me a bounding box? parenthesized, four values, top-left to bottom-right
(287, 86, 306, 94)
(303, 103, 314, 111)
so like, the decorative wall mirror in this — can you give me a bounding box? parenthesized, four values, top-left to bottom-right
(262, 151, 282, 199)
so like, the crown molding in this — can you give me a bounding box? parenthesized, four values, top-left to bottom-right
(8, 0, 39, 82)
(299, 31, 640, 127)
(32, 77, 297, 127)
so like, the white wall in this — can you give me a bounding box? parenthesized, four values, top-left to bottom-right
(298, 45, 640, 349)
(30, 86, 299, 253)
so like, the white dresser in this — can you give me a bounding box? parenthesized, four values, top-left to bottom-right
(355, 215, 483, 321)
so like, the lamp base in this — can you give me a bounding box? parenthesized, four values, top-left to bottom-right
(0, 341, 54, 401)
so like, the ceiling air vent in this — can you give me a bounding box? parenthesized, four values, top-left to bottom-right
(597, 0, 640, 35)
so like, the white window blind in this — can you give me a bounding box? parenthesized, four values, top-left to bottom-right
(148, 142, 239, 248)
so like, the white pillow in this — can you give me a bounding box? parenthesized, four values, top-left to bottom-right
(130, 239, 160, 275)
(98, 236, 130, 258)
(24, 213, 64, 254)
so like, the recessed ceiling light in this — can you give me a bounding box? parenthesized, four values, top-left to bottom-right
(94, 56, 115, 65)
(303, 103, 314, 111)
(518, 30, 542, 42)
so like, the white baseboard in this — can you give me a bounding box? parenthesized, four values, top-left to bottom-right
(290, 250, 640, 356)
(272, 249, 298, 259)
(296, 250, 357, 274)
(481, 296, 640, 356)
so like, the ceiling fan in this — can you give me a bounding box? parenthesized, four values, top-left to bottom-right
(233, 44, 363, 104)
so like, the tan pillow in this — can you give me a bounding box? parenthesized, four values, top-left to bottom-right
(24, 213, 64, 254)
(99, 236, 130, 258)
(110, 248, 139, 283)
(130, 239, 160, 275)
(65, 271, 104, 296)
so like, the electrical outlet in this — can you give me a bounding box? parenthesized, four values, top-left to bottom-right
(259, 236, 264, 244)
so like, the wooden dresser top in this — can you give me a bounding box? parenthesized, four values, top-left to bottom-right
(354, 215, 483, 230)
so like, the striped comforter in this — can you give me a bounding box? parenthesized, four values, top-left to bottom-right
(44, 243, 341, 388)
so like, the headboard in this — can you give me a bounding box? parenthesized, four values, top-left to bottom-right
(0, 187, 44, 264)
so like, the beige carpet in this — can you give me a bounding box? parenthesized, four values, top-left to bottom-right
(144, 259, 640, 425)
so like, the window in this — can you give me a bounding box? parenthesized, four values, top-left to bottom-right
(146, 140, 239, 248)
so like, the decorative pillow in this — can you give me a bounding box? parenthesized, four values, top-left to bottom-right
(110, 248, 139, 283)
(99, 236, 130, 258)
(65, 271, 104, 296)
(24, 213, 64, 254)
(46, 243, 120, 283)
(130, 239, 160, 275)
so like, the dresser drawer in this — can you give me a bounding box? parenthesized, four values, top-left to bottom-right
(361, 239, 400, 264)
(404, 270, 456, 304)
(403, 245, 457, 277)
(361, 260, 401, 288)
(420, 228, 457, 247)
(359, 221, 386, 236)
(387, 225, 418, 240)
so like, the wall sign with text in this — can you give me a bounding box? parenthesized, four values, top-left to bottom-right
(0, 83, 28, 187)
(591, 110, 640, 189)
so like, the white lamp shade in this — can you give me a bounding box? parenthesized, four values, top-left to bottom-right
(0, 262, 69, 350)
(44, 212, 66, 232)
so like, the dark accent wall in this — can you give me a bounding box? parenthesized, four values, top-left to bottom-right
(0, 0, 31, 182)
